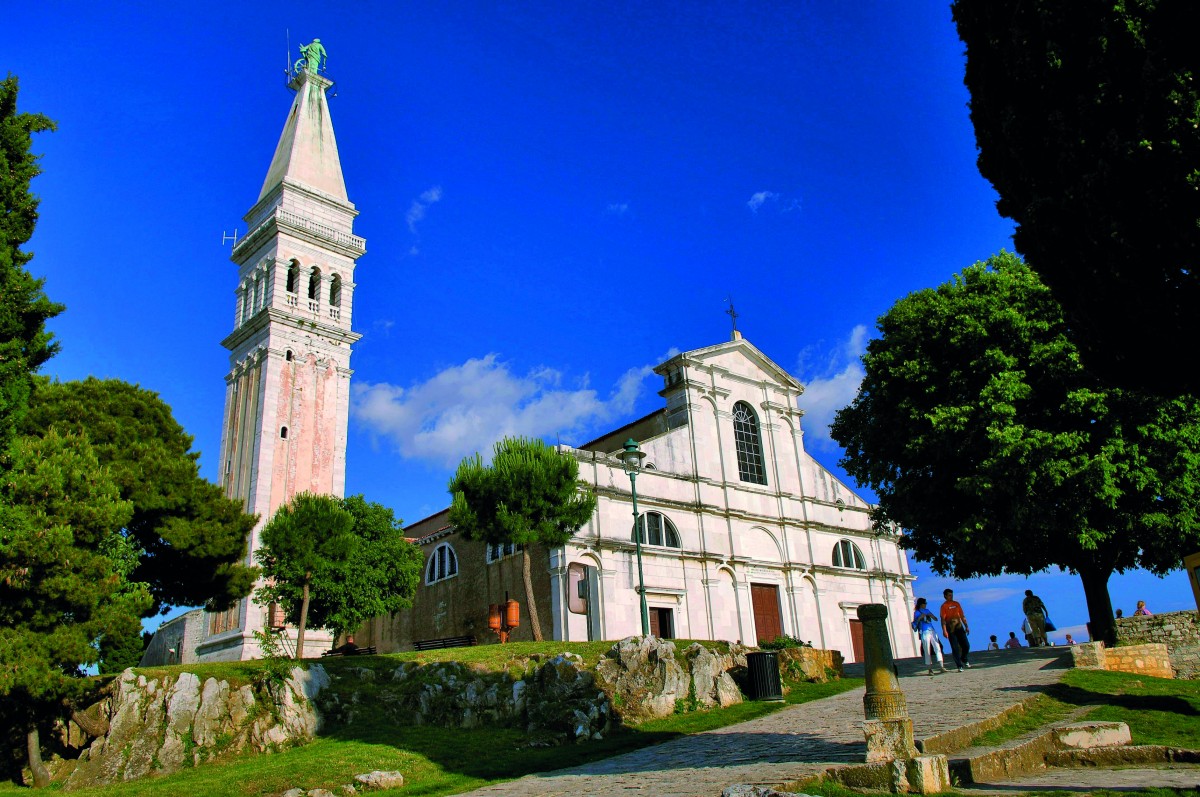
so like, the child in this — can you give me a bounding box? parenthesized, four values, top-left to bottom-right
(987, 634, 1000, 650)
(912, 598, 946, 675)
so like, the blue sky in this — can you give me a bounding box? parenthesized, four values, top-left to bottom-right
(10, 2, 1195, 643)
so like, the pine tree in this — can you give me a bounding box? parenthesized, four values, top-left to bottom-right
(450, 438, 597, 641)
(0, 74, 62, 452)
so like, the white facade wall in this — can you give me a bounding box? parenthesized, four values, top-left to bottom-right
(551, 337, 918, 662)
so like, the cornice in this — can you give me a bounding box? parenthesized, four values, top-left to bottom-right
(221, 308, 362, 351)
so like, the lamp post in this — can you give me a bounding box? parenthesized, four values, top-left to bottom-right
(620, 438, 651, 636)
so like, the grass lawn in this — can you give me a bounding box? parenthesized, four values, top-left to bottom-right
(1056, 669, 1200, 749)
(966, 668, 1200, 750)
(0, 647, 860, 797)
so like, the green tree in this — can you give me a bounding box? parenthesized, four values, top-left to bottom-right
(256, 495, 422, 643)
(255, 493, 356, 658)
(23, 378, 259, 620)
(830, 253, 1200, 646)
(0, 430, 150, 787)
(952, 0, 1200, 394)
(0, 75, 62, 452)
(449, 437, 597, 641)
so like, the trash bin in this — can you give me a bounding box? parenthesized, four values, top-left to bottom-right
(745, 650, 784, 701)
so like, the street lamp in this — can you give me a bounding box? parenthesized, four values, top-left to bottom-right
(620, 438, 650, 636)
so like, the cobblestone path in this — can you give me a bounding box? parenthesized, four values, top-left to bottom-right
(460, 647, 1069, 797)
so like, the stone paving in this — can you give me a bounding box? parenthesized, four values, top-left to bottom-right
(461, 647, 1070, 797)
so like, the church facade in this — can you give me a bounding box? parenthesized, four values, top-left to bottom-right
(360, 334, 919, 661)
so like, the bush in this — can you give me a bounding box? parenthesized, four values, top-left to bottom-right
(759, 635, 811, 651)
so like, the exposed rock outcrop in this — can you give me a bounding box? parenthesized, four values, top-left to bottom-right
(60, 666, 328, 790)
(594, 637, 747, 721)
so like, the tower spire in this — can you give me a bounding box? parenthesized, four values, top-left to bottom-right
(259, 68, 347, 202)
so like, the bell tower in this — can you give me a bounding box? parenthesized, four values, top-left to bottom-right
(197, 52, 364, 661)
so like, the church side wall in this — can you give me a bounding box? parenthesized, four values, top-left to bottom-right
(359, 534, 554, 651)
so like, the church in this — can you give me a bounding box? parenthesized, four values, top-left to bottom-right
(358, 334, 919, 661)
(143, 46, 918, 666)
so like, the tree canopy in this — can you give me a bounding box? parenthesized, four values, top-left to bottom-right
(0, 431, 150, 785)
(23, 378, 258, 615)
(450, 437, 597, 641)
(0, 75, 62, 452)
(952, 0, 1200, 394)
(256, 494, 422, 644)
(255, 493, 357, 658)
(830, 252, 1200, 645)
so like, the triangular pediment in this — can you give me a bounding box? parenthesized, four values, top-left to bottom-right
(656, 336, 803, 392)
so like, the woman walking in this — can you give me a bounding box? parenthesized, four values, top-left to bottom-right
(912, 598, 946, 675)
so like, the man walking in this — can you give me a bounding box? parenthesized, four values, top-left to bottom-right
(1022, 589, 1049, 647)
(940, 588, 971, 671)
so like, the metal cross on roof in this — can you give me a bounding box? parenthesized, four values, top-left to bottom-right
(725, 297, 739, 335)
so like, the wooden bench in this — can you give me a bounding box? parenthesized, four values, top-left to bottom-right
(321, 645, 378, 657)
(413, 635, 477, 651)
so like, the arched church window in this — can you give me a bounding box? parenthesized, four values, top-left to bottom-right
(285, 349, 293, 362)
(280, 426, 288, 439)
(732, 401, 767, 485)
(425, 542, 459, 584)
(253, 274, 264, 312)
(832, 539, 866, 570)
(632, 511, 681, 548)
(286, 261, 300, 293)
(308, 267, 321, 301)
(329, 274, 342, 307)
(240, 282, 251, 323)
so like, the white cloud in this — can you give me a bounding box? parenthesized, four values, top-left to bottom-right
(747, 191, 778, 212)
(351, 352, 673, 467)
(796, 325, 869, 450)
(747, 190, 802, 214)
(606, 202, 630, 216)
(406, 185, 443, 234)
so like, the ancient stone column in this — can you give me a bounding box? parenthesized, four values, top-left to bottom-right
(858, 603, 918, 763)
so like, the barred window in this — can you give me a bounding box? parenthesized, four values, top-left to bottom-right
(732, 401, 767, 485)
(425, 542, 459, 584)
(833, 539, 866, 570)
(632, 511, 681, 548)
(486, 541, 523, 563)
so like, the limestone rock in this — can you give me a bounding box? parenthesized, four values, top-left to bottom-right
(62, 666, 329, 791)
(354, 770, 404, 790)
(306, 790, 336, 797)
(594, 636, 691, 721)
(282, 789, 306, 797)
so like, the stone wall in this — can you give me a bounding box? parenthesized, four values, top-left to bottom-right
(1069, 641, 1174, 679)
(1116, 610, 1200, 679)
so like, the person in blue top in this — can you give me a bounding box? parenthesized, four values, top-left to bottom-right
(912, 597, 946, 675)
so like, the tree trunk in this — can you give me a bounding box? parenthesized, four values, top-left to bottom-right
(522, 546, 544, 642)
(27, 728, 49, 788)
(1079, 564, 1117, 647)
(295, 575, 311, 659)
